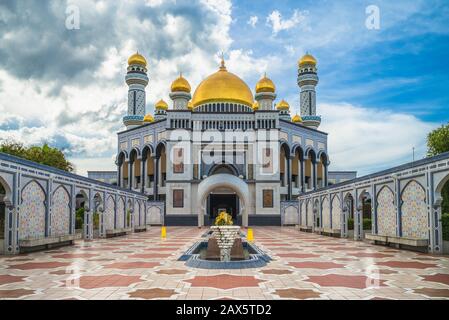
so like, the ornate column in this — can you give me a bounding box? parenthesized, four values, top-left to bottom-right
(354, 197, 363, 241)
(313, 160, 317, 190)
(141, 157, 146, 194)
(128, 161, 133, 190)
(301, 159, 306, 193)
(287, 156, 292, 200)
(117, 162, 122, 188)
(83, 190, 94, 241)
(4, 201, 18, 255)
(323, 163, 328, 188)
(153, 157, 159, 201)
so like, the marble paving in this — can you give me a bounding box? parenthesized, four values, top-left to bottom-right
(1, 227, 449, 300)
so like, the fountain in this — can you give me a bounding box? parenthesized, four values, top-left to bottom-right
(178, 212, 271, 269)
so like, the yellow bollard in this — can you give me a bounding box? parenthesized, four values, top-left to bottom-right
(161, 226, 167, 239)
(247, 228, 254, 242)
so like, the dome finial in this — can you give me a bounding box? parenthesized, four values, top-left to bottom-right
(220, 52, 227, 71)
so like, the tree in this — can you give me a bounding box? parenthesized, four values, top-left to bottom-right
(427, 123, 449, 157)
(0, 140, 74, 172)
(427, 124, 449, 215)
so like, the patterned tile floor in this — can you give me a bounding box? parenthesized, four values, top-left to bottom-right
(1, 227, 449, 300)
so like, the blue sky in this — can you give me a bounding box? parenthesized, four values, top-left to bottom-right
(0, 0, 448, 176)
(229, 0, 449, 123)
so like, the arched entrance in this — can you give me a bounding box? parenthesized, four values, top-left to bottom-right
(197, 174, 249, 227)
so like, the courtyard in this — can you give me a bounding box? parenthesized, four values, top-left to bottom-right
(1, 227, 449, 300)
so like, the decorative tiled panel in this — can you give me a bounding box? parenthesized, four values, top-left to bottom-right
(401, 181, 428, 239)
(306, 139, 314, 147)
(105, 196, 115, 231)
(331, 196, 342, 230)
(120, 142, 128, 150)
(300, 201, 306, 226)
(147, 206, 162, 225)
(117, 197, 125, 229)
(132, 139, 140, 148)
(292, 135, 301, 144)
(280, 131, 288, 141)
(50, 187, 70, 237)
(307, 200, 313, 227)
(134, 201, 140, 227)
(321, 197, 331, 229)
(144, 135, 153, 145)
(318, 142, 325, 150)
(377, 187, 397, 237)
(157, 131, 166, 141)
(19, 181, 46, 240)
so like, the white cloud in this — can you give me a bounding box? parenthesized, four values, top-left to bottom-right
(248, 16, 258, 27)
(266, 9, 307, 34)
(319, 103, 437, 176)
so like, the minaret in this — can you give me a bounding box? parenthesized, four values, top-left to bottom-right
(255, 73, 276, 110)
(154, 99, 168, 121)
(169, 73, 192, 110)
(123, 52, 149, 129)
(297, 53, 321, 129)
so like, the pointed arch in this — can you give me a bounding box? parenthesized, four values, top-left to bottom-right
(104, 195, 115, 231)
(51, 185, 71, 237)
(117, 196, 125, 229)
(401, 180, 428, 239)
(376, 185, 396, 237)
(331, 194, 342, 230)
(20, 180, 46, 240)
(321, 196, 331, 229)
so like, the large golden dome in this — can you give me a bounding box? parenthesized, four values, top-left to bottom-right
(128, 52, 147, 67)
(191, 60, 254, 108)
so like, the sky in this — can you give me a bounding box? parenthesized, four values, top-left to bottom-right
(0, 0, 448, 176)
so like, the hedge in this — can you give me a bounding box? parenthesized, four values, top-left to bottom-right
(348, 218, 354, 230)
(347, 218, 372, 231)
(75, 207, 84, 230)
(442, 213, 449, 241)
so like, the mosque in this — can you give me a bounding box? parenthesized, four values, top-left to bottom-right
(89, 52, 355, 227)
(1, 52, 448, 255)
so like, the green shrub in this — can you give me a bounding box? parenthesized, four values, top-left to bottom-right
(363, 218, 372, 230)
(75, 208, 84, 230)
(442, 213, 449, 241)
(75, 216, 83, 230)
(93, 212, 100, 229)
(348, 218, 354, 230)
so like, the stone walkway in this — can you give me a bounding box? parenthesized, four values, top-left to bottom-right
(1, 227, 449, 300)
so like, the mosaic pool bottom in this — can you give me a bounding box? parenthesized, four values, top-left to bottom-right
(1, 227, 449, 300)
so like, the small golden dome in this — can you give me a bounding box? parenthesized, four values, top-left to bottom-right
(191, 58, 254, 108)
(292, 114, 303, 123)
(255, 74, 276, 93)
(128, 52, 147, 67)
(187, 101, 193, 110)
(298, 53, 317, 67)
(144, 114, 154, 123)
(171, 74, 191, 93)
(155, 99, 168, 110)
(276, 99, 290, 110)
(252, 101, 260, 110)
